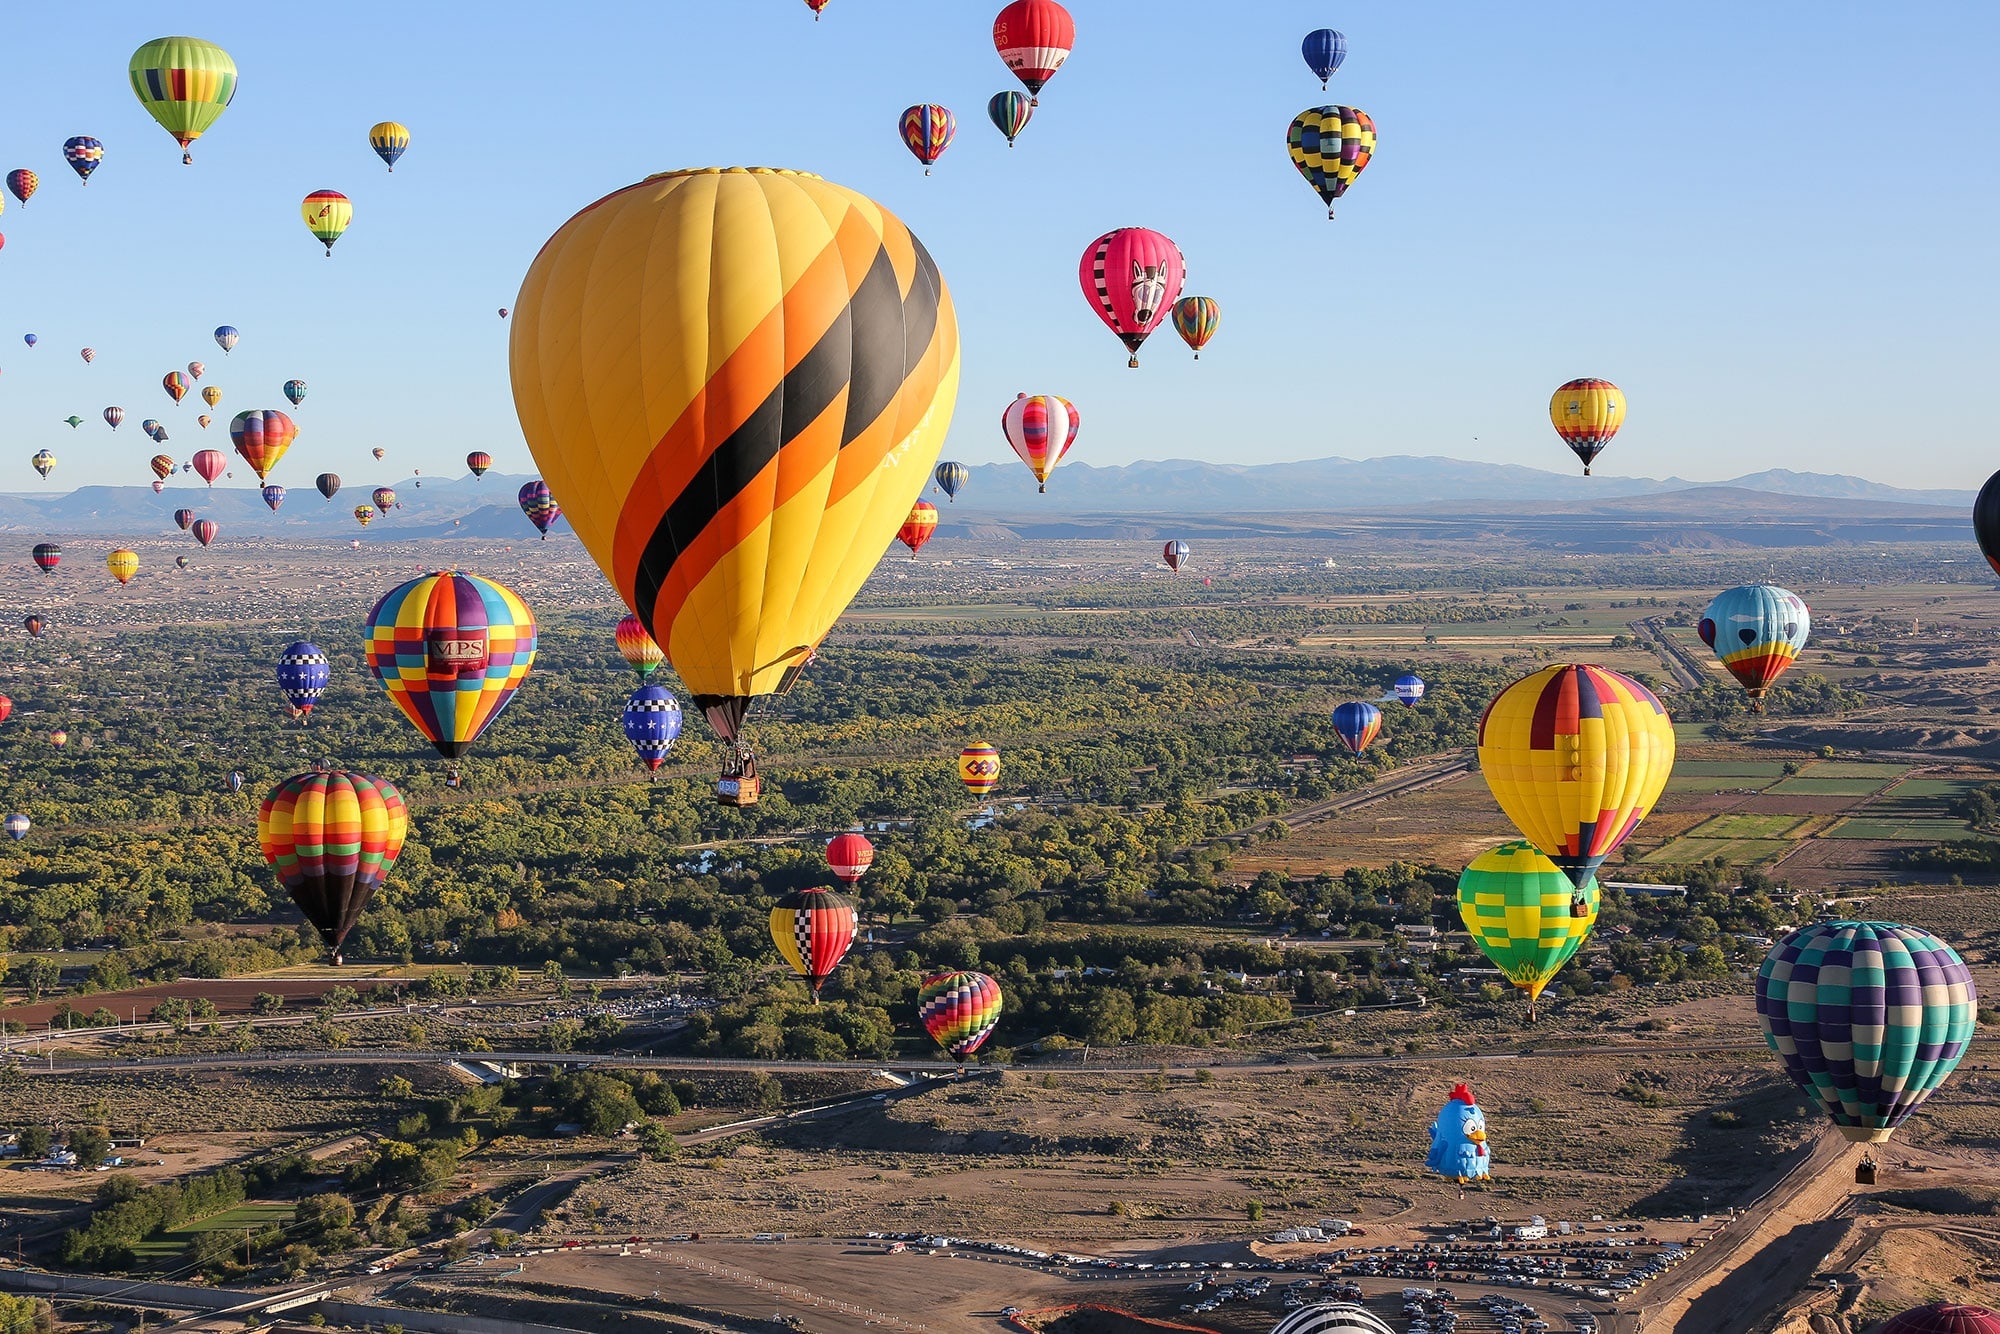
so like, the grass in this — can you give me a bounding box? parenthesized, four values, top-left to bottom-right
(129, 1199, 302, 1262)
(1809, 761, 1915, 778)
(1673, 761, 1796, 777)
(1767, 777, 1898, 797)
(1682, 814, 1811, 840)
(1879, 779, 1972, 800)
(1671, 723, 1717, 743)
(1641, 836, 1797, 864)
(1822, 818, 1972, 841)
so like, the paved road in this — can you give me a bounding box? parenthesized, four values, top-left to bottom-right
(1630, 616, 1708, 691)
(1213, 749, 1478, 848)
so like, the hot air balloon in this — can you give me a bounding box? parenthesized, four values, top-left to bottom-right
(1079, 228, 1184, 367)
(353, 504, 375, 528)
(107, 549, 139, 584)
(6, 170, 38, 206)
(363, 569, 538, 761)
(1170, 296, 1219, 359)
(826, 832, 874, 886)
(31, 543, 60, 574)
(277, 641, 331, 720)
(1457, 841, 1598, 1020)
(302, 190, 351, 255)
(1756, 921, 1977, 1144)
(23, 334, 37, 347)
(142, 420, 164, 441)
(197, 414, 212, 429)
(1425, 1084, 1491, 1185)
(191, 448, 226, 486)
(317, 473, 341, 500)
(987, 91, 1033, 147)
(1698, 585, 1811, 709)
(1393, 674, 1426, 705)
(48, 730, 66, 748)
(1271, 1308, 1394, 1334)
(516, 479, 560, 539)
(104, 407, 124, 429)
(804, 0, 830, 17)
(615, 613, 665, 678)
(1332, 701, 1381, 755)
(153, 481, 166, 494)
(175, 554, 188, 567)
(63, 137, 103, 184)
(368, 121, 410, 171)
(1001, 393, 1079, 492)
(918, 970, 1003, 1057)
(230, 409, 296, 480)
(1301, 28, 1347, 88)
(898, 502, 938, 557)
(191, 519, 218, 547)
(149, 455, 173, 479)
(24, 615, 44, 638)
(372, 447, 386, 461)
(3, 814, 27, 841)
(1549, 378, 1624, 475)
(959, 742, 1000, 795)
(63, 416, 82, 429)
(899, 104, 956, 174)
(992, 0, 1073, 104)
(130, 37, 237, 163)
(622, 683, 683, 771)
(0, 695, 10, 723)
(80, 348, 95, 364)
(173, 508, 196, 530)
(1288, 105, 1376, 219)
(508, 169, 959, 807)
(934, 461, 968, 502)
(373, 487, 398, 513)
(283, 379, 306, 406)
(466, 451, 492, 478)
(1477, 664, 1675, 893)
(31, 450, 55, 479)
(228, 771, 244, 793)
(188, 360, 204, 380)
(202, 384, 222, 407)
(1162, 539, 1188, 572)
(1879, 1304, 2000, 1334)
(214, 325, 238, 353)
(262, 484, 286, 511)
(258, 770, 408, 964)
(351, 540, 362, 550)
(163, 370, 190, 404)
(498, 308, 509, 318)
(772, 888, 857, 1000)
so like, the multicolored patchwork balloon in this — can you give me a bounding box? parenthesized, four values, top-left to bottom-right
(230, 409, 296, 480)
(1288, 105, 1375, 220)
(258, 770, 408, 963)
(918, 969, 1003, 1057)
(1170, 296, 1219, 359)
(615, 613, 665, 678)
(364, 570, 537, 760)
(6, 169, 39, 206)
(63, 137, 103, 184)
(1756, 921, 1977, 1143)
(772, 888, 858, 999)
(1699, 584, 1810, 709)
(1549, 378, 1625, 475)
(302, 189, 351, 255)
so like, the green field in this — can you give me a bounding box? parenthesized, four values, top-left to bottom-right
(1641, 836, 1798, 865)
(1822, 817, 1971, 841)
(129, 1200, 299, 1262)
(1682, 813, 1812, 840)
(1767, 776, 1900, 797)
(1671, 722, 1717, 743)
(1877, 778, 1971, 800)
(1674, 761, 1796, 777)
(1809, 761, 1915, 779)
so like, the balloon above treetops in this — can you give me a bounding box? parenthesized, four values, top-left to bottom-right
(1477, 664, 1674, 892)
(364, 570, 537, 761)
(1700, 584, 1810, 708)
(1457, 841, 1598, 1019)
(258, 770, 408, 964)
(129, 36, 237, 163)
(507, 167, 960, 770)
(771, 887, 858, 999)
(919, 969, 1003, 1057)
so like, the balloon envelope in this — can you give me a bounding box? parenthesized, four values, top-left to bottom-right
(517, 480, 560, 537)
(1756, 921, 1976, 1143)
(918, 970, 1003, 1056)
(262, 484, 286, 511)
(363, 570, 537, 760)
(934, 460, 968, 500)
(1879, 1304, 2000, 1334)
(992, 0, 1073, 100)
(213, 325, 238, 351)
(191, 449, 227, 484)
(63, 137, 104, 183)
(317, 472, 341, 500)
(1699, 584, 1810, 705)
(277, 640, 330, 717)
(622, 683, 683, 771)
(302, 189, 352, 254)
(1288, 105, 1376, 218)
(1078, 228, 1185, 366)
(826, 832, 874, 885)
(1456, 841, 1598, 1012)
(1549, 378, 1625, 475)
(1332, 701, 1382, 755)
(1163, 539, 1188, 572)
(1170, 296, 1219, 358)
(615, 613, 665, 677)
(230, 409, 297, 480)
(959, 742, 1000, 795)
(368, 121, 410, 171)
(1393, 674, 1426, 705)
(898, 104, 956, 170)
(258, 770, 408, 961)
(1301, 28, 1348, 86)
(898, 502, 938, 555)
(107, 549, 139, 584)
(31, 543, 60, 573)
(987, 91, 1032, 146)
(129, 36, 238, 162)
(771, 887, 857, 996)
(1001, 393, 1079, 492)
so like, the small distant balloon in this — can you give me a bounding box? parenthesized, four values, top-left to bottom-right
(368, 121, 410, 172)
(107, 549, 139, 584)
(202, 385, 222, 408)
(317, 473, 341, 500)
(174, 508, 196, 530)
(371, 447, 385, 461)
(466, 451, 492, 478)
(262, 484, 286, 511)
(899, 104, 955, 174)
(31, 543, 60, 574)
(163, 370, 190, 404)
(987, 91, 1032, 147)
(187, 360, 204, 379)
(301, 189, 351, 255)
(1170, 296, 1220, 359)
(934, 460, 968, 502)
(31, 449, 55, 479)
(6, 170, 39, 206)
(62, 416, 82, 429)
(63, 137, 104, 184)
(283, 379, 306, 406)
(518, 479, 561, 538)
(80, 347, 95, 364)
(1301, 28, 1348, 88)
(213, 326, 238, 353)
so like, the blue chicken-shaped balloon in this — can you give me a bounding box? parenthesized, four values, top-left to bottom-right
(1425, 1082, 1491, 1183)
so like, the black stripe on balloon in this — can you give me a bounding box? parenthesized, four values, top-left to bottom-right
(634, 235, 946, 632)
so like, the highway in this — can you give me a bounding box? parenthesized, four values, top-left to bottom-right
(1630, 616, 1709, 691)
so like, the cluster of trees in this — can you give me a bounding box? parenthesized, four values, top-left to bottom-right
(0, 1295, 53, 1334)
(60, 1165, 252, 1267)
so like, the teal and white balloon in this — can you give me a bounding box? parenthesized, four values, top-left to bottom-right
(1698, 584, 1810, 708)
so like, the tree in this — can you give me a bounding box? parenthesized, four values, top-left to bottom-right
(16, 1126, 51, 1159)
(21, 956, 61, 1003)
(69, 1127, 111, 1168)
(637, 1122, 678, 1161)
(377, 1075, 415, 1101)
(550, 1072, 643, 1137)
(0, 1293, 54, 1334)
(543, 1018, 582, 1053)
(295, 1193, 357, 1247)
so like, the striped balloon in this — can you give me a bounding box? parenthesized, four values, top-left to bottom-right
(230, 409, 297, 480)
(191, 519, 219, 547)
(1272, 1304, 1394, 1334)
(518, 479, 561, 538)
(918, 970, 1003, 1057)
(771, 888, 858, 997)
(129, 37, 238, 163)
(1288, 105, 1376, 220)
(174, 508, 196, 531)
(466, 451, 493, 478)
(63, 137, 104, 184)
(622, 683, 683, 771)
(958, 742, 1001, 795)
(6, 170, 38, 206)
(992, 0, 1074, 103)
(987, 91, 1032, 147)
(31, 543, 60, 574)
(898, 104, 956, 173)
(258, 770, 408, 962)
(933, 461, 968, 502)
(1001, 393, 1080, 493)
(1170, 296, 1220, 359)
(301, 189, 352, 256)
(364, 570, 537, 760)
(1332, 701, 1382, 755)
(615, 613, 665, 678)
(368, 121, 410, 172)
(1078, 228, 1185, 367)
(1163, 540, 1188, 572)
(898, 502, 938, 556)
(262, 484, 286, 512)
(163, 370, 190, 404)
(1756, 922, 1976, 1143)
(1549, 378, 1625, 475)
(507, 168, 960, 765)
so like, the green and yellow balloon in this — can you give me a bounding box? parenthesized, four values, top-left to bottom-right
(1457, 841, 1599, 1020)
(129, 37, 238, 164)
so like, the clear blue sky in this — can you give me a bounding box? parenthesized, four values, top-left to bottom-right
(3, 1, 1995, 495)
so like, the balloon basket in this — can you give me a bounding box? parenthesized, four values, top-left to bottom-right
(1854, 1156, 1878, 1185)
(717, 774, 761, 808)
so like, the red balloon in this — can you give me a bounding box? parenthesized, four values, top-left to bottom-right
(826, 833, 874, 886)
(191, 519, 220, 547)
(191, 449, 227, 485)
(0, 694, 12, 724)
(992, 0, 1075, 103)
(1078, 228, 1185, 367)
(173, 508, 197, 531)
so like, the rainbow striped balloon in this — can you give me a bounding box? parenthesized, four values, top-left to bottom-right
(364, 570, 537, 760)
(615, 613, 664, 677)
(259, 770, 408, 962)
(898, 103, 956, 173)
(918, 970, 1003, 1057)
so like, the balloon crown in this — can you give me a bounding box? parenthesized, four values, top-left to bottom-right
(1449, 1082, 1477, 1105)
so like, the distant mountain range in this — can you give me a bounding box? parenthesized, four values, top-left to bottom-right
(0, 458, 1974, 537)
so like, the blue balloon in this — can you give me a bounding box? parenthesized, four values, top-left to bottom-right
(934, 461, 968, 501)
(228, 771, 245, 794)
(623, 684, 684, 771)
(1425, 1084, 1491, 1182)
(1301, 28, 1347, 88)
(276, 641, 331, 719)
(214, 326, 239, 353)
(23, 334, 37, 347)
(1332, 700, 1381, 755)
(1393, 674, 1425, 705)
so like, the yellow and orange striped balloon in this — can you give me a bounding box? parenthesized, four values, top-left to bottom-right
(508, 168, 960, 747)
